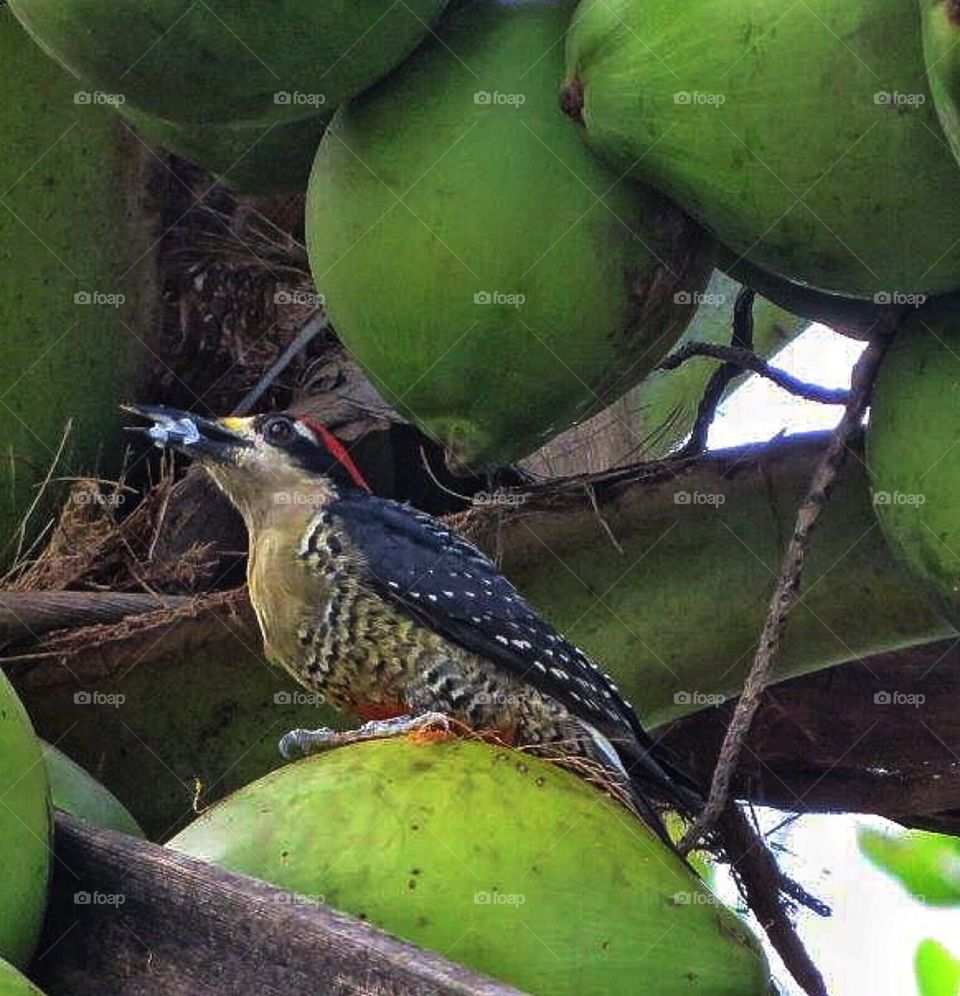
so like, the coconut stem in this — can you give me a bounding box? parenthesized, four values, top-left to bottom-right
(559, 74, 586, 124)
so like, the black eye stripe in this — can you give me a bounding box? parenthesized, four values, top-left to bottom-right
(250, 412, 351, 480)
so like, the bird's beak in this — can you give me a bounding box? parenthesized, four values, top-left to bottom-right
(122, 403, 254, 464)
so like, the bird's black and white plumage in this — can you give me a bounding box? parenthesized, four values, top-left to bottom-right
(328, 491, 702, 822)
(127, 405, 702, 841)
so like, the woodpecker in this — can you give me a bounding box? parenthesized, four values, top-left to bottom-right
(126, 404, 702, 842)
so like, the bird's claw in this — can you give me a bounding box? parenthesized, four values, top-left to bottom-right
(279, 711, 453, 759)
(279, 726, 340, 759)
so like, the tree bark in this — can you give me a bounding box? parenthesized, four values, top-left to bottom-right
(34, 813, 522, 996)
(661, 637, 960, 827)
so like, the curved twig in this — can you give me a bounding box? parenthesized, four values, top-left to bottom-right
(660, 341, 852, 406)
(678, 287, 758, 457)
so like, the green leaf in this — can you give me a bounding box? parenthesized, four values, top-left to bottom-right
(858, 826, 960, 907)
(915, 939, 960, 996)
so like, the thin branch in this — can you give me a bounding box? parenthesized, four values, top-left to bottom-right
(674, 312, 899, 996)
(418, 445, 475, 505)
(584, 483, 625, 554)
(661, 342, 851, 406)
(716, 804, 828, 996)
(4, 420, 73, 573)
(234, 313, 327, 414)
(681, 313, 900, 853)
(678, 287, 757, 457)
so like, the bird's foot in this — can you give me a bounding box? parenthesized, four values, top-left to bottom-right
(279, 711, 453, 759)
(408, 719, 457, 744)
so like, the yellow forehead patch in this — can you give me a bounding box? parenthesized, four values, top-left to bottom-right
(221, 416, 249, 432)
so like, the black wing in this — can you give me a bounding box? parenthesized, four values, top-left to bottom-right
(327, 493, 700, 811)
(329, 493, 635, 729)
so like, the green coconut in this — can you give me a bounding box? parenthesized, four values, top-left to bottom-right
(119, 106, 329, 195)
(0, 672, 51, 969)
(0, 8, 154, 568)
(868, 311, 960, 624)
(0, 958, 47, 996)
(42, 742, 143, 838)
(720, 246, 960, 340)
(564, 0, 960, 298)
(8, 0, 450, 125)
(922, 1, 960, 166)
(169, 739, 768, 995)
(307, 0, 713, 468)
(717, 251, 931, 340)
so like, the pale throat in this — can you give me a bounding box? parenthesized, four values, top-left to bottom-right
(202, 463, 335, 535)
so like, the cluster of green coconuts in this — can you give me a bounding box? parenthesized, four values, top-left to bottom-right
(0, 667, 767, 994)
(8, 0, 960, 991)
(0, 676, 141, 993)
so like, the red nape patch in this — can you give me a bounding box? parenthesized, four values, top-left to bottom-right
(301, 416, 371, 492)
(354, 702, 408, 722)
